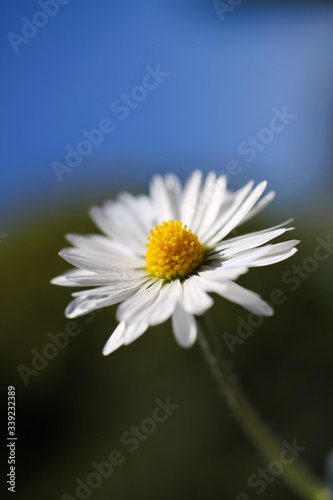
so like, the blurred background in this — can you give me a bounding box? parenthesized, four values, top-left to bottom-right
(1, 1, 333, 499)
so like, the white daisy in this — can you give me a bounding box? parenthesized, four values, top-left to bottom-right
(52, 171, 299, 355)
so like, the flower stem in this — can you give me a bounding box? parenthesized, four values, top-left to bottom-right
(197, 314, 332, 500)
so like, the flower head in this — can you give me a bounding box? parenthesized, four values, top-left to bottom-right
(52, 171, 299, 355)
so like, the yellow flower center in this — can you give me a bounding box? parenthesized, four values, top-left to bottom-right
(146, 220, 204, 280)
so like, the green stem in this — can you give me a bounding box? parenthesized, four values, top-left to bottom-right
(197, 314, 332, 500)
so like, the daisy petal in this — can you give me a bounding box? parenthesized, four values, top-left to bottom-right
(199, 277, 273, 316)
(65, 271, 147, 287)
(103, 321, 126, 355)
(58, 247, 144, 272)
(148, 280, 182, 326)
(103, 201, 148, 254)
(149, 175, 175, 223)
(70, 278, 150, 297)
(180, 170, 203, 227)
(212, 227, 294, 256)
(116, 281, 162, 323)
(117, 280, 181, 327)
(65, 233, 135, 256)
(164, 173, 182, 220)
(248, 240, 299, 267)
(207, 181, 268, 246)
(50, 269, 95, 287)
(193, 173, 227, 233)
(220, 219, 294, 246)
(240, 190, 276, 225)
(220, 245, 274, 269)
(65, 281, 144, 318)
(172, 303, 197, 348)
(117, 192, 154, 238)
(89, 204, 143, 255)
(199, 180, 255, 242)
(191, 171, 217, 232)
(198, 266, 249, 282)
(180, 277, 214, 315)
(123, 321, 149, 345)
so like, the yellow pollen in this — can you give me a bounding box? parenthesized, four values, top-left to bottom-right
(145, 220, 204, 280)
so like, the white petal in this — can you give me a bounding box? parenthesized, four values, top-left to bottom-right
(89, 206, 123, 243)
(65, 280, 145, 318)
(65, 233, 135, 256)
(171, 303, 197, 348)
(65, 295, 107, 318)
(103, 201, 148, 253)
(148, 280, 182, 326)
(199, 180, 255, 242)
(219, 240, 299, 270)
(240, 190, 276, 225)
(206, 181, 268, 246)
(212, 227, 294, 256)
(220, 245, 274, 269)
(51, 269, 95, 287)
(198, 266, 249, 282)
(103, 321, 126, 355)
(103, 320, 150, 353)
(190, 171, 216, 232)
(117, 280, 181, 327)
(199, 278, 273, 316)
(219, 219, 294, 246)
(89, 204, 144, 255)
(251, 248, 298, 267)
(123, 321, 149, 345)
(64, 270, 147, 286)
(180, 170, 203, 227)
(149, 175, 175, 223)
(71, 277, 150, 297)
(117, 192, 154, 238)
(248, 240, 299, 267)
(58, 247, 144, 273)
(164, 173, 182, 220)
(179, 277, 214, 315)
(116, 281, 162, 323)
(127, 194, 155, 234)
(193, 173, 227, 234)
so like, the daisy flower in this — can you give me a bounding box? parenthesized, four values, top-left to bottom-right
(52, 171, 298, 355)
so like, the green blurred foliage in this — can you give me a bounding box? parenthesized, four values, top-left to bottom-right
(1, 202, 333, 500)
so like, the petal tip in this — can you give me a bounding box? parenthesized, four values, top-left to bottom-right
(103, 321, 126, 355)
(263, 304, 274, 317)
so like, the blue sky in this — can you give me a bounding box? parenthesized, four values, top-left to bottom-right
(1, 0, 333, 223)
